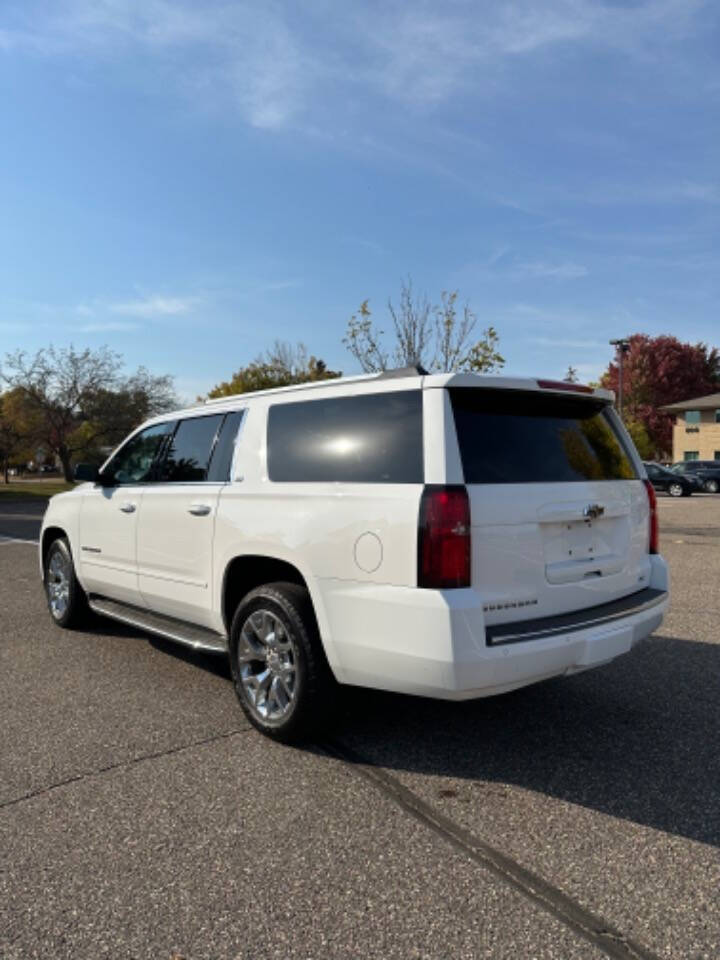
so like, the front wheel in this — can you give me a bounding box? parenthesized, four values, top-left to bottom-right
(704, 478, 719, 494)
(229, 582, 336, 743)
(668, 482, 684, 498)
(44, 537, 89, 628)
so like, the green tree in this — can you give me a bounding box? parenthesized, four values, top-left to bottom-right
(343, 279, 504, 374)
(1, 346, 177, 480)
(624, 418, 654, 460)
(0, 388, 39, 482)
(206, 341, 341, 399)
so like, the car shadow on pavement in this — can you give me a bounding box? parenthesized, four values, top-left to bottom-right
(84, 613, 232, 681)
(95, 614, 719, 849)
(328, 634, 720, 850)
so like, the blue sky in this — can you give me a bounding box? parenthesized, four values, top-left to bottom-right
(1, 0, 718, 400)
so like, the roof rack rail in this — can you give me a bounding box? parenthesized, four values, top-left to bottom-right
(202, 371, 378, 405)
(377, 364, 429, 379)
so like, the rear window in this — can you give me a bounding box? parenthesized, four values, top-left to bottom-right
(267, 391, 423, 483)
(449, 388, 637, 484)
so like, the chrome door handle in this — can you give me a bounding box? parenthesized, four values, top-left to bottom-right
(119, 501, 136, 514)
(188, 503, 212, 516)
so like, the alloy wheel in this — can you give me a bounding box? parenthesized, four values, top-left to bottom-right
(237, 609, 298, 723)
(47, 549, 70, 620)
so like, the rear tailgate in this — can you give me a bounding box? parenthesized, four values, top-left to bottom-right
(448, 386, 651, 626)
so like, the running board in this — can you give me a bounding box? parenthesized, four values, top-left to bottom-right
(88, 597, 228, 655)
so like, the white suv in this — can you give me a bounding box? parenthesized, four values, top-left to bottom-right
(40, 368, 668, 741)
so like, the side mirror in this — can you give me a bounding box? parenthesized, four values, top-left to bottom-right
(97, 470, 116, 487)
(74, 463, 99, 483)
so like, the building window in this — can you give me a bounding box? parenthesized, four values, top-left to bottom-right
(715, 451, 720, 461)
(715, 409, 720, 423)
(685, 410, 701, 424)
(684, 451, 699, 461)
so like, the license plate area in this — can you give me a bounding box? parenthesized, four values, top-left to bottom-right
(543, 517, 627, 584)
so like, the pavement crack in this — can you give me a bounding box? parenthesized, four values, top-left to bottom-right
(0, 727, 251, 811)
(321, 738, 664, 960)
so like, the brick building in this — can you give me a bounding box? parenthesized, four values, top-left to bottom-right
(661, 392, 720, 462)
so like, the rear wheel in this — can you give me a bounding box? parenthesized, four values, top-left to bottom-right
(229, 582, 336, 743)
(44, 537, 89, 628)
(668, 482, 684, 498)
(704, 478, 719, 494)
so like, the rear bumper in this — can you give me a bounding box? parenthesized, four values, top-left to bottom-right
(318, 556, 669, 700)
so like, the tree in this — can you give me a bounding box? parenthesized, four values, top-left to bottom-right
(206, 341, 341, 399)
(624, 418, 654, 461)
(81, 367, 178, 452)
(0, 389, 39, 483)
(343, 279, 504, 374)
(564, 365, 579, 383)
(600, 334, 720, 457)
(1, 346, 178, 480)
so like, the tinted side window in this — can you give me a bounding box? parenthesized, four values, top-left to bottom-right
(450, 389, 637, 484)
(207, 411, 243, 482)
(267, 391, 423, 483)
(160, 415, 223, 483)
(107, 422, 173, 485)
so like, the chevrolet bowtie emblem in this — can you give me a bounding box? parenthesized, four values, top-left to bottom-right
(583, 503, 605, 520)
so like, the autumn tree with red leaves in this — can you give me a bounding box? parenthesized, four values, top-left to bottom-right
(600, 334, 720, 457)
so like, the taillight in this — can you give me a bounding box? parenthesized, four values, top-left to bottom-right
(643, 479, 659, 554)
(417, 485, 471, 588)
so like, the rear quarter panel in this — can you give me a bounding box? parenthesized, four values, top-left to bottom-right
(212, 387, 428, 662)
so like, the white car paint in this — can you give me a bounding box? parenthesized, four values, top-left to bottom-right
(40, 372, 668, 700)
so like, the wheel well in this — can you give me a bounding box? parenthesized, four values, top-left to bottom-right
(41, 527, 67, 568)
(222, 555, 308, 631)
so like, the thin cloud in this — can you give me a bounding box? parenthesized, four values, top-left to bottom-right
(464, 255, 588, 280)
(340, 236, 386, 255)
(108, 295, 198, 318)
(562, 178, 720, 207)
(72, 321, 140, 333)
(351, 0, 706, 107)
(484, 245, 511, 268)
(514, 261, 588, 279)
(257, 279, 303, 293)
(0, 0, 709, 130)
(529, 337, 606, 349)
(0, 1, 310, 131)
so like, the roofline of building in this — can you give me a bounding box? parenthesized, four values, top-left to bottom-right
(660, 392, 720, 412)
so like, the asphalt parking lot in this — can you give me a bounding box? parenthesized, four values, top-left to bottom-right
(1, 495, 718, 960)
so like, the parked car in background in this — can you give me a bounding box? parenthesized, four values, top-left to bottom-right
(670, 460, 720, 493)
(643, 462, 694, 497)
(39, 464, 58, 474)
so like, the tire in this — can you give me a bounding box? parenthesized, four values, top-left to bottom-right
(704, 479, 719, 494)
(668, 482, 684, 498)
(44, 537, 89, 628)
(229, 582, 337, 743)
